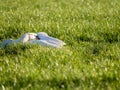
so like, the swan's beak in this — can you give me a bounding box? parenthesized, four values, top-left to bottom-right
(36, 36, 40, 40)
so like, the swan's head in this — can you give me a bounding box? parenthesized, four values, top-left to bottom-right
(21, 33, 37, 43)
(28, 33, 37, 40)
(36, 32, 48, 40)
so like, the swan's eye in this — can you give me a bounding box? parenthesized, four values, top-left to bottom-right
(36, 36, 40, 40)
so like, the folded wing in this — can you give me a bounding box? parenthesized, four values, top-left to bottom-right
(37, 33, 66, 48)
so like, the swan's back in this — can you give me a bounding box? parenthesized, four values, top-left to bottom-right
(37, 32, 66, 48)
(37, 32, 48, 37)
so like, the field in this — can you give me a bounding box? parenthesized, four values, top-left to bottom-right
(0, 0, 120, 90)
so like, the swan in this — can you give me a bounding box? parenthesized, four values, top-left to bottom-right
(1, 33, 37, 48)
(34, 32, 66, 48)
(1, 32, 66, 48)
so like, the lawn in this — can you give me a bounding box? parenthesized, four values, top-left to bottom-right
(0, 0, 120, 90)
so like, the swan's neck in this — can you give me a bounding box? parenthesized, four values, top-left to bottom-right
(15, 38, 23, 43)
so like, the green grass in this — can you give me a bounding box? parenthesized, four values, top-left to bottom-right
(0, 0, 120, 90)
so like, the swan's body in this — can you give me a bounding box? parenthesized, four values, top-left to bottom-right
(1, 32, 66, 48)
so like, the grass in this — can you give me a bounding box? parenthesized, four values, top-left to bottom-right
(0, 0, 120, 90)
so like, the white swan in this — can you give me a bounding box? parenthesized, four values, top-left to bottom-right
(1, 32, 66, 48)
(34, 32, 66, 48)
(1, 33, 37, 48)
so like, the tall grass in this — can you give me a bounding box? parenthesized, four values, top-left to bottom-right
(0, 0, 120, 90)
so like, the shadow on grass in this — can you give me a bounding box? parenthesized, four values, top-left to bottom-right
(0, 44, 32, 56)
(99, 32, 120, 43)
(76, 30, 120, 43)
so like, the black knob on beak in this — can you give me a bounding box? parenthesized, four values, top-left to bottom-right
(36, 36, 40, 40)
